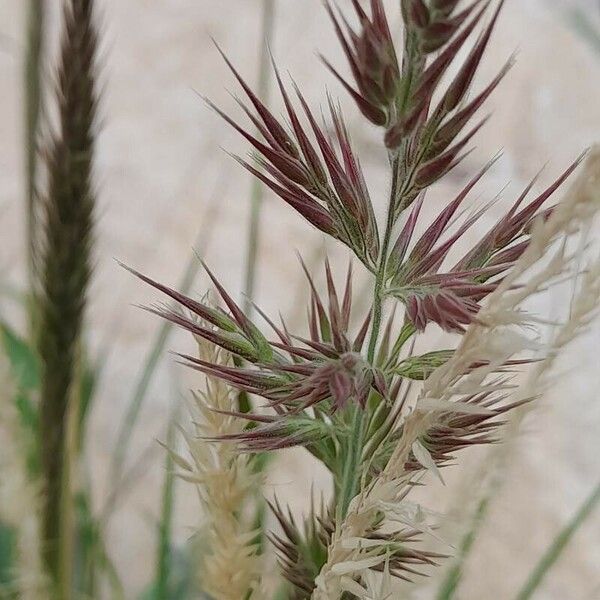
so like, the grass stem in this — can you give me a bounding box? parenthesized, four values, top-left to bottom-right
(337, 156, 400, 519)
(242, 0, 277, 317)
(107, 242, 202, 514)
(155, 409, 178, 600)
(516, 482, 600, 600)
(106, 173, 225, 519)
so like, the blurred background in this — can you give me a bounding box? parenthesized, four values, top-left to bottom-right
(1, 0, 599, 598)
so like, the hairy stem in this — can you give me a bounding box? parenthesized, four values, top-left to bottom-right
(367, 157, 400, 362)
(337, 156, 400, 519)
(242, 0, 277, 317)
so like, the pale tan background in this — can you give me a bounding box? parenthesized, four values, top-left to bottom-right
(1, 1, 600, 598)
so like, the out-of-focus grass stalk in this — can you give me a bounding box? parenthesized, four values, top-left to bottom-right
(108, 284, 189, 494)
(241, 0, 276, 317)
(36, 0, 98, 593)
(238, 0, 280, 549)
(105, 175, 224, 519)
(24, 0, 45, 318)
(155, 409, 178, 600)
(569, 8, 600, 55)
(435, 495, 490, 600)
(516, 482, 600, 600)
(438, 243, 600, 600)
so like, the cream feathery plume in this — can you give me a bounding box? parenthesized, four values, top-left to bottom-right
(312, 147, 600, 599)
(172, 336, 261, 600)
(436, 249, 600, 598)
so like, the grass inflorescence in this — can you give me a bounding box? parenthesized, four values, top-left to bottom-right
(1, 1, 599, 599)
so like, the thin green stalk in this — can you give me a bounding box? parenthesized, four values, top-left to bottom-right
(337, 156, 400, 518)
(569, 8, 600, 55)
(366, 163, 399, 362)
(155, 410, 178, 600)
(107, 242, 201, 514)
(436, 495, 490, 600)
(516, 481, 600, 600)
(242, 0, 277, 317)
(24, 0, 45, 316)
(107, 171, 225, 517)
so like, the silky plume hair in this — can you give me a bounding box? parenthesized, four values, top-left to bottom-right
(36, 0, 98, 586)
(436, 238, 600, 600)
(171, 334, 261, 600)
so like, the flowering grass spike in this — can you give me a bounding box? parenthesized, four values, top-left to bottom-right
(130, 1, 595, 598)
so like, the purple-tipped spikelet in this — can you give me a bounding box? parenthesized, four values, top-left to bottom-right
(386, 157, 582, 332)
(323, 0, 514, 220)
(207, 47, 380, 268)
(127, 260, 385, 454)
(401, 388, 530, 473)
(268, 495, 443, 598)
(323, 0, 400, 126)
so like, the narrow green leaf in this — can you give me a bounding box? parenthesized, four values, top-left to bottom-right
(436, 495, 490, 600)
(0, 523, 16, 587)
(0, 322, 39, 391)
(0, 323, 39, 461)
(515, 482, 600, 600)
(155, 414, 178, 600)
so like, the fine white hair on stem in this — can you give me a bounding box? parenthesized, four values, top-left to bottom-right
(311, 147, 600, 600)
(0, 354, 47, 599)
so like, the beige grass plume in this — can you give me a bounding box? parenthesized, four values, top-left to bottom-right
(171, 335, 261, 600)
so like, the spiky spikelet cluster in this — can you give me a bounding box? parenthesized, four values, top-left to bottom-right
(269, 495, 443, 599)
(207, 49, 380, 270)
(131, 0, 597, 596)
(170, 336, 261, 600)
(325, 0, 502, 135)
(267, 496, 331, 599)
(326, 0, 512, 216)
(129, 261, 381, 466)
(386, 158, 581, 332)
